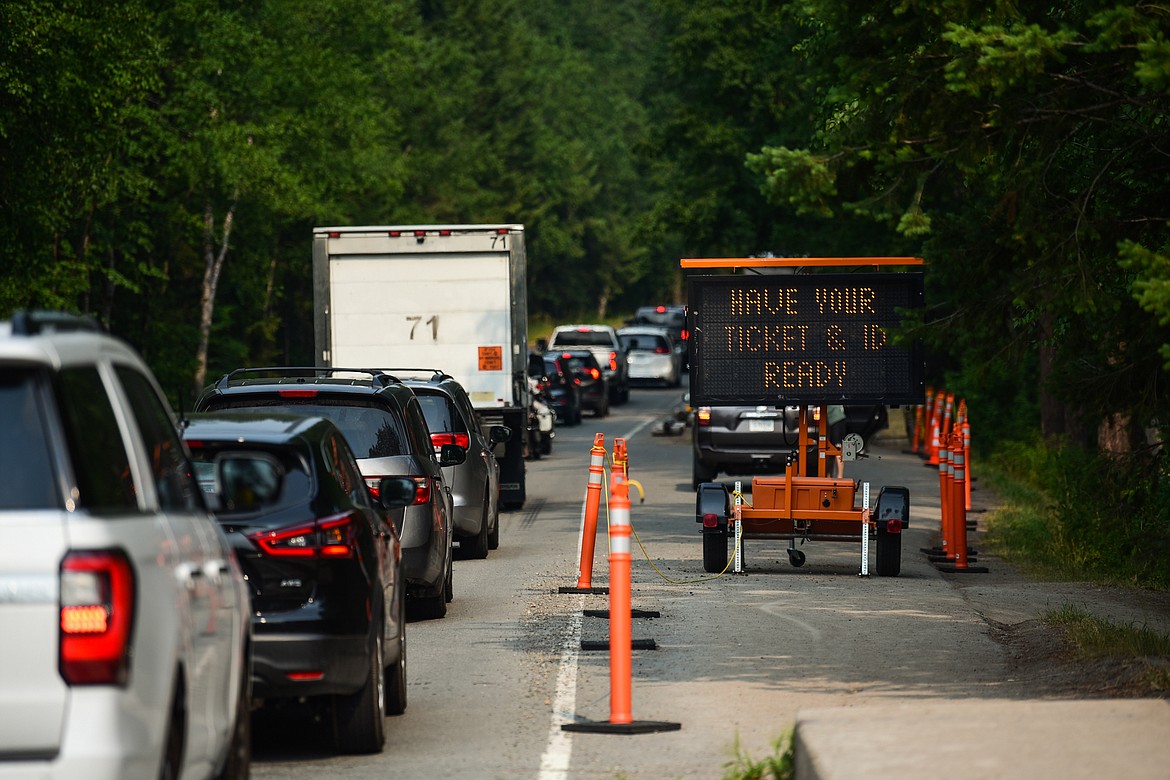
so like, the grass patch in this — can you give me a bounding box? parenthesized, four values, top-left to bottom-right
(1046, 605, 1170, 691)
(720, 731, 794, 780)
(1047, 605, 1170, 659)
(978, 437, 1170, 590)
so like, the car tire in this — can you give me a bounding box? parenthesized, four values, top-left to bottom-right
(702, 528, 729, 573)
(214, 656, 252, 780)
(385, 588, 407, 716)
(332, 628, 385, 754)
(160, 677, 186, 780)
(595, 396, 609, 418)
(460, 501, 490, 560)
(620, 384, 630, 404)
(692, 458, 717, 490)
(540, 431, 552, 456)
(444, 551, 454, 602)
(488, 511, 500, 550)
(876, 524, 902, 577)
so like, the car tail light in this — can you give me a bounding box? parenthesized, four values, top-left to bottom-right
(697, 407, 712, 426)
(410, 477, 435, 505)
(655, 346, 668, 354)
(60, 550, 135, 686)
(431, 432, 470, 450)
(249, 512, 356, 558)
(656, 305, 667, 313)
(681, 329, 689, 341)
(608, 351, 618, 370)
(278, 389, 319, 398)
(588, 368, 600, 380)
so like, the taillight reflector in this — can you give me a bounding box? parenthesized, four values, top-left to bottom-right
(249, 512, 356, 558)
(702, 513, 720, 528)
(60, 550, 135, 686)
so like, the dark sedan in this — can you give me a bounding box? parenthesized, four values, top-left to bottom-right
(183, 411, 415, 754)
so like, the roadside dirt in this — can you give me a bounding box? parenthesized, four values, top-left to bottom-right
(989, 615, 1170, 699)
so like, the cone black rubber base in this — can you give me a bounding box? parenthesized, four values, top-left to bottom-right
(558, 586, 609, 594)
(581, 638, 657, 651)
(935, 564, 990, 573)
(922, 547, 977, 556)
(562, 719, 681, 735)
(584, 609, 661, 619)
(928, 554, 978, 564)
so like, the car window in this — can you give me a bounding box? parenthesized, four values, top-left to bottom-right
(0, 368, 59, 509)
(116, 366, 202, 512)
(324, 430, 370, 505)
(53, 366, 137, 512)
(620, 334, 669, 352)
(403, 398, 436, 459)
(416, 392, 466, 434)
(552, 330, 612, 347)
(188, 445, 312, 513)
(208, 398, 409, 459)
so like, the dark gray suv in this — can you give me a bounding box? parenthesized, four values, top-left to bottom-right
(194, 367, 465, 620)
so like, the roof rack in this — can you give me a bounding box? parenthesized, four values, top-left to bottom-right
(10, 310, 103, 336)
(215, 367, 401, 389)
(376, 367, 453, 382)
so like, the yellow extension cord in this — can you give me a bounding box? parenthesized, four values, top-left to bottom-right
(597, 457, 745, 585)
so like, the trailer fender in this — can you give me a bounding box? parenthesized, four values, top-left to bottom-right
(875, 485, 910, 534)
(696, 482, 730, 531)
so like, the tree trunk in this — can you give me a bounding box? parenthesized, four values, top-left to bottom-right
(193, 198, 236, 399)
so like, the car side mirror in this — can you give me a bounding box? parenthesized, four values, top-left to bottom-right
(216, 453, 284, 512)
(377, 476, 417, 508)
(439, 443, 467, 466)
(490, 425, 511, 445)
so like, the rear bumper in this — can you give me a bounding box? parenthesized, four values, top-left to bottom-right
(252, 631, 369, 700)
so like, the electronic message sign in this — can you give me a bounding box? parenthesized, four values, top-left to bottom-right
(688, 272, 925, 406)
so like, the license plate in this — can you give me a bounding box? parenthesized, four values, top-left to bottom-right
(748, 419, 775, 432)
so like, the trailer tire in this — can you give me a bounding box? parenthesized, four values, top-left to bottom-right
(702, 528, 728, 573)
(875, 524, 901, 577)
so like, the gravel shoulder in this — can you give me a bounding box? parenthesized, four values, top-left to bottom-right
(877, 424, 1170, 700)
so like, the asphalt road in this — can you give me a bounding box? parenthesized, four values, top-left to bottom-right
(245, 385, 1080, 779)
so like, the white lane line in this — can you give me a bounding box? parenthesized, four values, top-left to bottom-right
(537, 596, 584, 780)
(621, 417, 657, 442)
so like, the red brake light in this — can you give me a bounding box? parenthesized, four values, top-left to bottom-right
(697, 407, 712, 426)
(411, 477, 433, 505)
(278, 389, 319, 398)
(60, 550, 135, 686)
(681, 329, 689, 340)
(655, 346, 668, 354)
(431, 432, 470, 450)
(249, 512, 356, 558)
(656, 305, 666, 313)
(576, 327, 591, 332)
(589, 368, 600, 380)
(608, 351, 617, 370)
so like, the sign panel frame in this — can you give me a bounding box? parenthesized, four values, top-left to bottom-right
(688, 272, 925, 406)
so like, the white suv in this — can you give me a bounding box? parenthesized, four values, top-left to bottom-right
(0, 311, 252, 780)
(546, 324, 630, 405)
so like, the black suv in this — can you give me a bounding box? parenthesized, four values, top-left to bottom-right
(194, 368, 465, 619)
(183, 412, 416, 753)
(391, 369, 510, 559)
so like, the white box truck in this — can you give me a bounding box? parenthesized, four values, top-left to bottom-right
(312, 224, 531, 509)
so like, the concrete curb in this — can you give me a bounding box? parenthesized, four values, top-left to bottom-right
(795, 699, 1170, 779)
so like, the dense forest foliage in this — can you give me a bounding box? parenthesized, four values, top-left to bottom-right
(3, 0, 1170, 470)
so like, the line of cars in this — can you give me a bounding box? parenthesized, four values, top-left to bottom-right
(0, 311, 514, 777)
